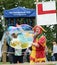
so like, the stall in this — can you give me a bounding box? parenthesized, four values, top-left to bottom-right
(3, 7, 36, 26)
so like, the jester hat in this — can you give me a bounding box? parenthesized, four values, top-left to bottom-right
(33, 25, 46, 34)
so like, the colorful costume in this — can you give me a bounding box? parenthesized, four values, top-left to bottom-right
(30, 25, 46, 63)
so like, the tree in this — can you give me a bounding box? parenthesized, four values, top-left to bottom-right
(0, 0, 35, 14)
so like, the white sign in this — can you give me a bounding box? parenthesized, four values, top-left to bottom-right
(36, 1, 57, 25)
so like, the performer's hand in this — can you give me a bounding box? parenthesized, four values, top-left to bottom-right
(33, 43, 39, 47)
(36, 43, 39, 47)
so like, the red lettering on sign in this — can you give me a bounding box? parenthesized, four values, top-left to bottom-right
(37, 4, 57, 15)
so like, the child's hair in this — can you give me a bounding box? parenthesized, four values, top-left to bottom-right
(12, 33, 17, 38)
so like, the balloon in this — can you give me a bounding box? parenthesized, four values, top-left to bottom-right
(7, 24, 34, 49)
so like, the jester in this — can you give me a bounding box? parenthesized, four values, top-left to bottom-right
(30, 25, 46, 63)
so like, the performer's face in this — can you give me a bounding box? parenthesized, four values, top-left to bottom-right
(35, 27, 42, 34)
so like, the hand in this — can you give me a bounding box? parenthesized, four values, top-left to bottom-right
(33, 43, 39, 47)
(35, 43, 39, 47)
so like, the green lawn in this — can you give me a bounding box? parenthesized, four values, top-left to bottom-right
(0, 62, 56, 65)
(0, 62, 10, 64)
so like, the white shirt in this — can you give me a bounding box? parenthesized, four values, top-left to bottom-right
(53, 45, 57, 54)
(10, 38, 22, 56)
(15, 49, 22, 56)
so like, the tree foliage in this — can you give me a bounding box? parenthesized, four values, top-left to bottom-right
(0, 0, 35, 14)
(0, 22, 4, 40)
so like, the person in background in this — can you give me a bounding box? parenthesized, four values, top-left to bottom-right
(6, 31, 15, 64)
(30, 25, 46, 63)
(52, 41, 57, 61)
(24, 47, 31, 62)
(10, 33, 23, 63)
(45, 45, 48, 61)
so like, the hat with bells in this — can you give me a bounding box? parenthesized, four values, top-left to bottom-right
(33, 25, 46, 34)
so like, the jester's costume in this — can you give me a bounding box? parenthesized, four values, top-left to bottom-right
(30, 25, 46, 63)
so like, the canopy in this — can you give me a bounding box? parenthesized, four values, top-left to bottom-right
(3, 7, 36, 18)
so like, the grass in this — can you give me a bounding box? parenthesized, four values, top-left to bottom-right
(0, 62, 10, 64)
(0, 62, 56, 65)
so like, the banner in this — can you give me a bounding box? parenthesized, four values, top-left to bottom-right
(36, 1, 57, 25)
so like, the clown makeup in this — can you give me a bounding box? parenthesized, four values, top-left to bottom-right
(35, 27, 42, 34)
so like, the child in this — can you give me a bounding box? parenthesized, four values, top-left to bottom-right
(10, 33, 23, 63)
